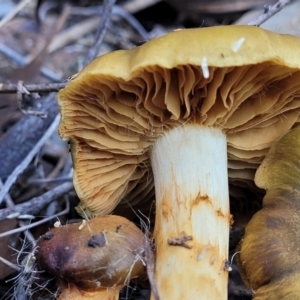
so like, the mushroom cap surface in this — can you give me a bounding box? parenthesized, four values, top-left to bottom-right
(58, 25, 300, 216)
(237, 126, 300, 299)
(36, 215, 145, 290)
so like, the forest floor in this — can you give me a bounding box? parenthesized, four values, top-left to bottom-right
(0, 0, 298, 299)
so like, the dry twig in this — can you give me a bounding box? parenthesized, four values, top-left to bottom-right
(0, 43, 62, 82)
(0, 114, 61, 204)
(70, 5, 150, 40)
(0, 182, 73, 221)
(248, 0, 292, 26)
(83, 0, 116, 66)
(0, 256, 21, 272)
(123, 0, 161, 14)
(0, 2, 151, 96)
(0, 82, 67, 94)
(0, 93, 59, 182)
(0, 198, 70, 239)
(0, 0, 32, 29)
(0, 180, 37, 247)
(26, 176, 72, 185)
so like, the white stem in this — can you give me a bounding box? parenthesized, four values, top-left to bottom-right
(151, 124, 230, 300)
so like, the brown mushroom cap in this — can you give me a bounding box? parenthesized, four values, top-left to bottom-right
(36, 215, 145, 293)
(58, 25, 300, 216)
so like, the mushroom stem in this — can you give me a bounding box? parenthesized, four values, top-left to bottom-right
(151, 124, 230, 299)
(58, 282, 121, 300)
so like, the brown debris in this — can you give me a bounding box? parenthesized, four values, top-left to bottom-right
(167, 232, 193, 249)
(88, 233, 107, 248)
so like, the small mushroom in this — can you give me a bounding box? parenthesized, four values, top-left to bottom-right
(36, 215, 146, 300)
(57, 25, 300, 299)
(237, 126, 300, 299)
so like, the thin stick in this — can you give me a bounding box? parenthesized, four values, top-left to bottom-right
(0, 42, 29, 66)
(0, 114, 61, 204)
(248, 0, 291, 26)
(18, 221, 37, 247)
(0, 82, 67, 94)
(0, 179, 36, 247)
(83, 0, 116, 66)
(48, 16, 102, 53)
(68, 5, 150, 41)
(0, 256, 21, 271)
(0, 199, 70, 239)
(0, 182, 73, 221)
(27, 176, 72, 185)
(112, 5, 150, 41)
(122, 0, 161, 14)
(0, 4, 150, 96)
(0, 0, 32, 29)
(0, 43, 62, 82)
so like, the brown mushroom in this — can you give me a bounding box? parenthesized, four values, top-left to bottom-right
(36, 215, 146, 300)
(57, 25, 300, 299)
(237, 126, 300, 300)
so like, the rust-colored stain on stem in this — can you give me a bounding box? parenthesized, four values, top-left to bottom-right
(215, 210, 233, 224)
(193, 193, 212, 206)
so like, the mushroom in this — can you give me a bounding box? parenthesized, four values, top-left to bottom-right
(36, 215, 146, 300)
(237, 126, 300, 300)
(57, 25, 300, 299)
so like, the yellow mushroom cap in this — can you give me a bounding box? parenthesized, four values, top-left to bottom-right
(237, 126, 300, 299)
(58, 25, 300, 216)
